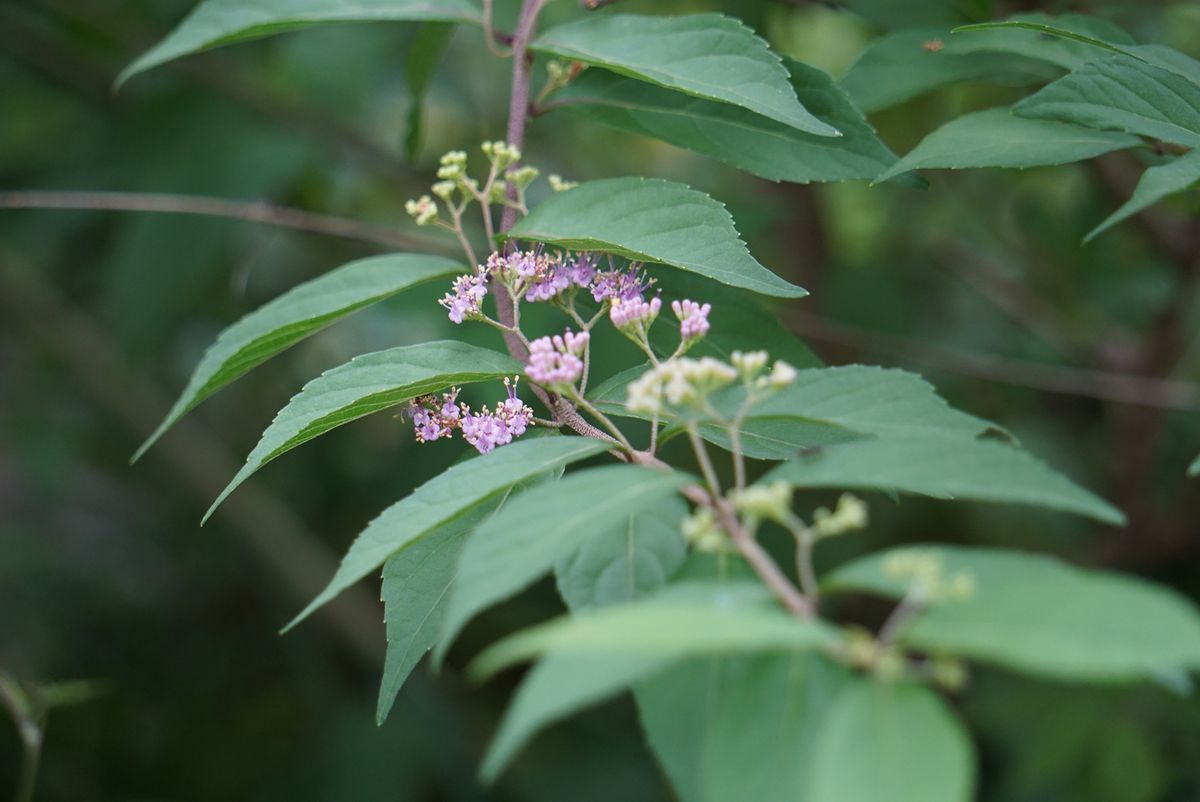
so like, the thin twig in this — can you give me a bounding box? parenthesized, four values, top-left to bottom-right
(789, 311, 1200, 411)
(0, 190, 449, 254)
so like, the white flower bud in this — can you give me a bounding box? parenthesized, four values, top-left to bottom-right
(548, 174, 578, 192)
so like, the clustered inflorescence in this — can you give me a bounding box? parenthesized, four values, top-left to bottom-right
(405, 378, 533, 454)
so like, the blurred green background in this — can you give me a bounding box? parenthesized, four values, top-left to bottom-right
(2, 0, 1198, 799)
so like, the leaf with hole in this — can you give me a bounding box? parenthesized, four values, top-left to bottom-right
(841, 28, 1061, 114)
(205, 341, 521, 521)
(507, 178, 805, 298)
(119, 0, 480, 85)
(532, 14, 837, 136)
(286, 436, 610, 630)
(828, 545, 1200, 681)
(764, 436, 1123, 524)
(135, 253, 460, 463)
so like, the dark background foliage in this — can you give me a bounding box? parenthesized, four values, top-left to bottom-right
(1, 0, 1198, 799)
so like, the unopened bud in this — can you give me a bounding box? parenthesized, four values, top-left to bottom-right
(431, 181, 456, 201)
(548, 174, 578, 192)
(405, 195, 438, 226)
(812, 494, 869, 538)
(732, 480, 793, 523)
(506, 165, 539, 191)
(731, 350, 768, 380)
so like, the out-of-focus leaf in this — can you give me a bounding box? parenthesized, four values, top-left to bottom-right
(764, 437, 1124, 524)
(1190, 451, 1200, 477)
(468, 581, 834, 678)
(404, 22, 455, 161)
(436, 465, 688, 663)
(286, 436, 610, 629)
(376, 501, 495, 725)
(554, 497, 687, 611)
(205, 341, 520, 520)
(532, 14, 838, 135)
(841, 28, 1061, 113)
(1015, 55, 1200, 147)
(554, 60, 899, 184)
(119, 0, 480, 85)
(807, 678, 974, 802)
(828, 545, 1200, 680)
(507, 178, 805, 298)
(638, 652, 851, 802)
(952, 16, 1137, 66)
(1086, 150, 1200, 241)
(136, 253, 460, 462)
(875, 108, 1141, 183)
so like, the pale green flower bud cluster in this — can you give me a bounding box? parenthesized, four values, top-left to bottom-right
(883, 550, 976, 602)
(404, 195, 438, 226)
(626, 356, 739, 415)
(811, 493, 869, 538)
(731, 480, 793, 524)
(549, 174, 578, 192)
(681, 507, 725, 553)
(731, 350, 797, 390)
(482, 140, 521, 169)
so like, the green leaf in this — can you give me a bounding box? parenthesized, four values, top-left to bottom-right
(285, 436, 610, 630)
(554, 497, 687, 611)
(532, 14, 838, 136)
(1015, 55, 1200, 148)
(952, 16, 1137, 66)
(1190, 452, 1200, 478)
(478, 582, 836, 782)
(404, 23, 456, 161)
(135, 253, 460, 463)
(436, 465, 689, 663)
(118, 0, 480, 86)
(637, 653, 851, 802)
(592, 365, 997, 460)
(554, 60, 899, 184)
(204, 341, 520, 521)
(1086, 149, 1200, 241)
(806, 678, 974, 802)
(376, 501, 496, 725)
(469, 581, 836, 680)
(841, 28, 1061, 114)
(874, 108, 1141, 183)
(827, 545, 1200, 681)
(507, 178, 805, 299)
(764, 436, 1124, 524)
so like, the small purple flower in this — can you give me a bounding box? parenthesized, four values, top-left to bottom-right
(439, 269, 488, 324)
(590, 268, 649, 303)
(525, 329, 589, 387)
(406, 388, 463, 443)
(566, 253, 598, 287)
(525, 265, 570, 302)
(672, 299, 711, 341)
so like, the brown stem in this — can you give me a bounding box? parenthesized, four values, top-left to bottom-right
(0, 190, 447, 254)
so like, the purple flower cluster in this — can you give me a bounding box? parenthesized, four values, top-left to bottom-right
(406, 379, 533, 454)
(439, 269, 488, 324)
(590, 266, 650, 304)
(672, 299, 711, 340)
(525, 329, 589, 387)
(485, 248, 597, 304)
(610, 294, 662, 329)
(461, 378, 534, 454)
(407, 388, 463, 443)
